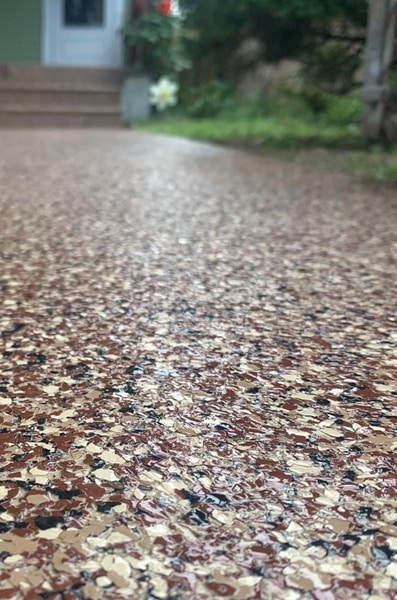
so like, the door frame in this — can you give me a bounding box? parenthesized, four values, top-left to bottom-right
(42, 0, 52, 64)
(42, 0, 126, 67)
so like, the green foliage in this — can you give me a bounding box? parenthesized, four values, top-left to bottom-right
(303, 41, 361, 94)
(144, 85, 365, 150)
(122, 11, 189, 78)
(143, 112, 361, 150)
(390, 68, 397, 90)
(180, 82, 311, 121)
(298, 87, 361, 125)
(324, 95, 362, 126)
(179, 0, 368, 85)
(143, 115, 397, 182)
(182, 81, 233, 118)
(300, 87, 329, 114)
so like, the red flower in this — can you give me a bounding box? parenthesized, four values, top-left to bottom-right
(158, 1, 171, 16)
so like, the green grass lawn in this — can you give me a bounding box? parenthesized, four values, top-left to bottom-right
(142, 116, 397, 183)
(143, 116, 360, 148)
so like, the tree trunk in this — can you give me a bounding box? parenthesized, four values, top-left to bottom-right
(362, 0, 397, 143)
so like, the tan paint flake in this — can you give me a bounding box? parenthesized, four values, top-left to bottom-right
(107, 571, 130, 590)
(86, 536, 108, 548)
(150, 575, 168, 599)
(212, 509, 235, 525)
(174, 423, 201, 436)
(319, 427, 343, 439)
(10, 568, 45, 589)
(42, 426, 62, 434)
(83, 583, 102, 599)
(1, 512, 15, 522)
(286, 521, 304, 534)
(86, 442, 102, 453)
(159, 479, 186, 493)
(96, 576, 112, 588)
(139, 470, 163, 483)
(54, 409, 77, 419)
(234, 576, 262, 600)
(318, 557, 351, 575)
(53, 549, 77, 575)
(387, 537, 397, 550)
(386, 562, 397, 578)
(316, 489, 340, 505)
(261, 582, 301, 600)
(0, 536, 37, 554)
(29, 467, 53, 485)
(93, 468, 118, 482)
(286, 428, 310, 438)
(86, 390, 102, 399)
(284, 567, 332, 591)
(99, 450, 126, 465)
(106, 531, 135, 545)
(327, 518, 350, 533)
(287, 460, 322, 476)
(146, 523, 172, 537)
(294, 392, 314, 400)
(101, 555, 131, 579)
(3, 554, 24, 564)
(38, 528, 62, 540)
(41, 385, 59, 395)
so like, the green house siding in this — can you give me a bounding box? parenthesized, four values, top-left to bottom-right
(0, 0, 42, 64)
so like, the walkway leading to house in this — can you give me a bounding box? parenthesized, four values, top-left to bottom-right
(0, 131, 396, 600)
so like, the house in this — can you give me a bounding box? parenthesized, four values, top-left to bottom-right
(0, 0, 130, 126)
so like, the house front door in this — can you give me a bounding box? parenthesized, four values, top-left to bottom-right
(45, 0, 125, 67)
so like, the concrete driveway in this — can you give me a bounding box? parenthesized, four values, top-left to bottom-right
(0, 131, 396, 599)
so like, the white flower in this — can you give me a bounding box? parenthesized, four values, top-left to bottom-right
(149, 77, 179, 111)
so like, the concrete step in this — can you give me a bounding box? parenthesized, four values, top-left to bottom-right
(0, 84, 120, 108)
(0, 64, 127, 86)
(0, 65, 125, 128)
(0, 105, 122, 128)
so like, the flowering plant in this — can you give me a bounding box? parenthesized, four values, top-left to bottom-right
(158, 1, 172, 15)
(149, 77, 179, 111)
(122, 1, 188, 79)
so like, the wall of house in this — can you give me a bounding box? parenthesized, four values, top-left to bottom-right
(0, 0, 42, 64)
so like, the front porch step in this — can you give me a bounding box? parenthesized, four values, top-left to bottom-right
(0, 105, 122, 128)
(0, 64, 127, 85)
(0, 65, 125, 128)
(0, 83, 120, 108)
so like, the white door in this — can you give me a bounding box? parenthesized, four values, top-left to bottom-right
(44, 0, 125, 67)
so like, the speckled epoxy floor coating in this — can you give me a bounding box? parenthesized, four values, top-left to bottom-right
(0, 130, 396, 600)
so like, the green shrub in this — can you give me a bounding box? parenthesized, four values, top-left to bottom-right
(183, 84, 315, 122)
(324, 95, 362, 126)
(219, 94, 271, 119)
(219, 93, 314, 122)
(390, 68, 397, 90)
(300, 87, 329, 114)
(122, 11, 190, 79)
(143, 116, 361, 150)
(299, 87, 361, 125)
(303, 41, 361, 94)
(183, 81, 233, 119)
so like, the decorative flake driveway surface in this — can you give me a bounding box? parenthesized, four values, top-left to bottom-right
(0, 131, 396, 600)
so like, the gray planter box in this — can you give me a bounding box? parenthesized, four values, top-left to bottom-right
(121, 76, 151, 125)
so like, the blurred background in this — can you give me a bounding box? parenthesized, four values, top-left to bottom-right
(126, 0, 397, 183)
(0, 0, 396, 181)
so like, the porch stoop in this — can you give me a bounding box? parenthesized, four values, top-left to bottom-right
(0, 65, 126, 128)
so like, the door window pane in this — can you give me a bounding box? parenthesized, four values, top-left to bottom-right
(64, 0, 104, 27)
